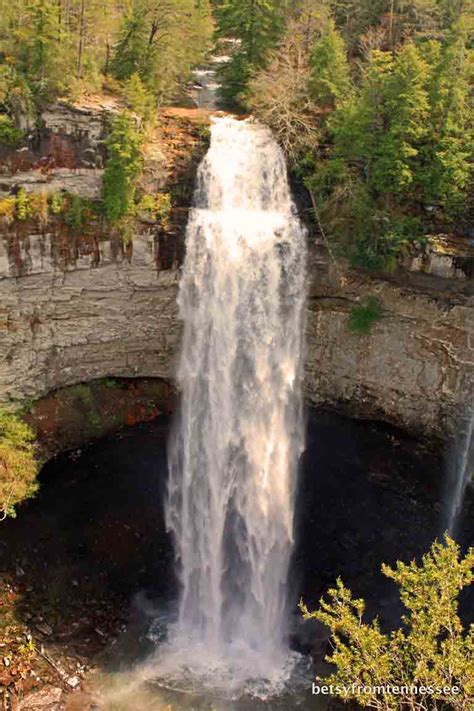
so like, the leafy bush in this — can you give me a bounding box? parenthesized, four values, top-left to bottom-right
(136, 192, 171, 227)
(49, 192, 66, 215)
(29, 192, 49, 226)
(0, 409, 39, 520)
(348, 296, 383, 334)
(15, 188, 31, 221)
(0, 197, 17, 225)
(63, 194, 91, 231)
(301, 536, 474, 710)
(0, 114, 23, 146)
(121, 73, 155, 122)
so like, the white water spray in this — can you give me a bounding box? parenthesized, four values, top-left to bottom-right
(443, 408, 473, 537)
(163, 116, 307, 691)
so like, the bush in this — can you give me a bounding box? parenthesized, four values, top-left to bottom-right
(136, 192, 171, 227)
(0, 409, 39, 520)
(63, 194, 91, 231)
(0, 114, 23, 146)
(29, 192, 49, 226)
(0, 196, 17, 225)
(348, 296, 383, 334)
(301, 536, 474, 710)
(15, 188, 31, 221)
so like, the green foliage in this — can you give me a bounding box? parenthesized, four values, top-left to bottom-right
(49, 192, 66, 215)
(420, 22, 473, 216)
(63, 194, 90, 231)
(111, 0, 213, 103)
(0, 114, 23, 146)
(0, 409, 39, 520)
(348, 296, 383, 334)
(301, 536, 474, 710)
(102, 112, 144, 226)
(0, 189, 98, 231)
(0, 0, 213, 114)
(136, 192, 172, 227)
(122, 73, 156, 122)
(309, 20, 351, 109)
(303, 30, 472, 270)
(243, 0, 473, 271)
(15, 188, 31, 221)
(217, 0, 286, 103)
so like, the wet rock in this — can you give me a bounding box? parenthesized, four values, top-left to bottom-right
(18, 686, 62, 709)
(36, 624, 53, 636)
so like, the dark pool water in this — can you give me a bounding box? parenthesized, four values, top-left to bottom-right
(1, 409, 472, 710)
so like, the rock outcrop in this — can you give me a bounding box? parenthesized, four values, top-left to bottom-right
(306, 243, 473, 438)
(1, 225, 472, 440)
(0, 101, 472, 441)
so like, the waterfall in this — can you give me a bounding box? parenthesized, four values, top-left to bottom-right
(164, 116, 307, 691)
(442, 408, 473, 537)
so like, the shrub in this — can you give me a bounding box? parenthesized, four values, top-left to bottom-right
(0, 409, 39, 520)
(348, 296, 383, 334)
(0, 196, 17, 225)
(28, 191, 49, 226)
(301, 536, 474, 710)
(49, 192, 66, 215)
(136, 192, 171, 227)
(15, 188, 31, 221)
(63, 194, 92, 231)
(0, 114, 23, 146)
(122, 73, 155, 123)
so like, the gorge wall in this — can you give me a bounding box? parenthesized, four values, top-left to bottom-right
(1, 226, 472, 441)
(0, 102, 472, 442)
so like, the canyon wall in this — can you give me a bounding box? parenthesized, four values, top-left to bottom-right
(1, 226, 472, 440)
(0, 102, 472, 440)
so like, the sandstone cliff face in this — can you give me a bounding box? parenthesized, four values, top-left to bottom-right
(0, 102, 472, 441)
(306, 245, 473, 439)
(0, 231, 180, 399)
(0, 226, 471, 440)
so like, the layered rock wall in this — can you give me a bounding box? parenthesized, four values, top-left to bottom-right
(0, 101, 472, 440)
(1, 228, 472, 439)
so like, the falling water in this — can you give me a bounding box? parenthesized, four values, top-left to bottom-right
(163, 116, 307, 693)
(442, 408, 474, 537)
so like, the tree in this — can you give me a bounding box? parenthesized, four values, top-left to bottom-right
(309, 19, 351, 109)
(112, 0, 213, 103)
(0, 409, 38, 520)
(21, 0, 67, 102)
(102, 112, 144, 226)
(246, 4, 328, 160)
(420, 22, 473, 216)
(301, 536, 474, 710)
(216, 0, 286, 103)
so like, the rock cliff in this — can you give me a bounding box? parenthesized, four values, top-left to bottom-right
(0, 101, 472, 441)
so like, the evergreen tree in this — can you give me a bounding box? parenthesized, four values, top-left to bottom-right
(217, 0, 286, 103)
(421, 22, 473, 216)
(112, 0, 213, 103)
(22, 0, 65, 101)
(310, 19, 351, 108)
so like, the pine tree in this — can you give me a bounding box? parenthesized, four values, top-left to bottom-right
(310, 19, 351, 108)
(216, 0, 286, 103)
(420, 22, 473, 216)
(112, 0, 213, 103)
